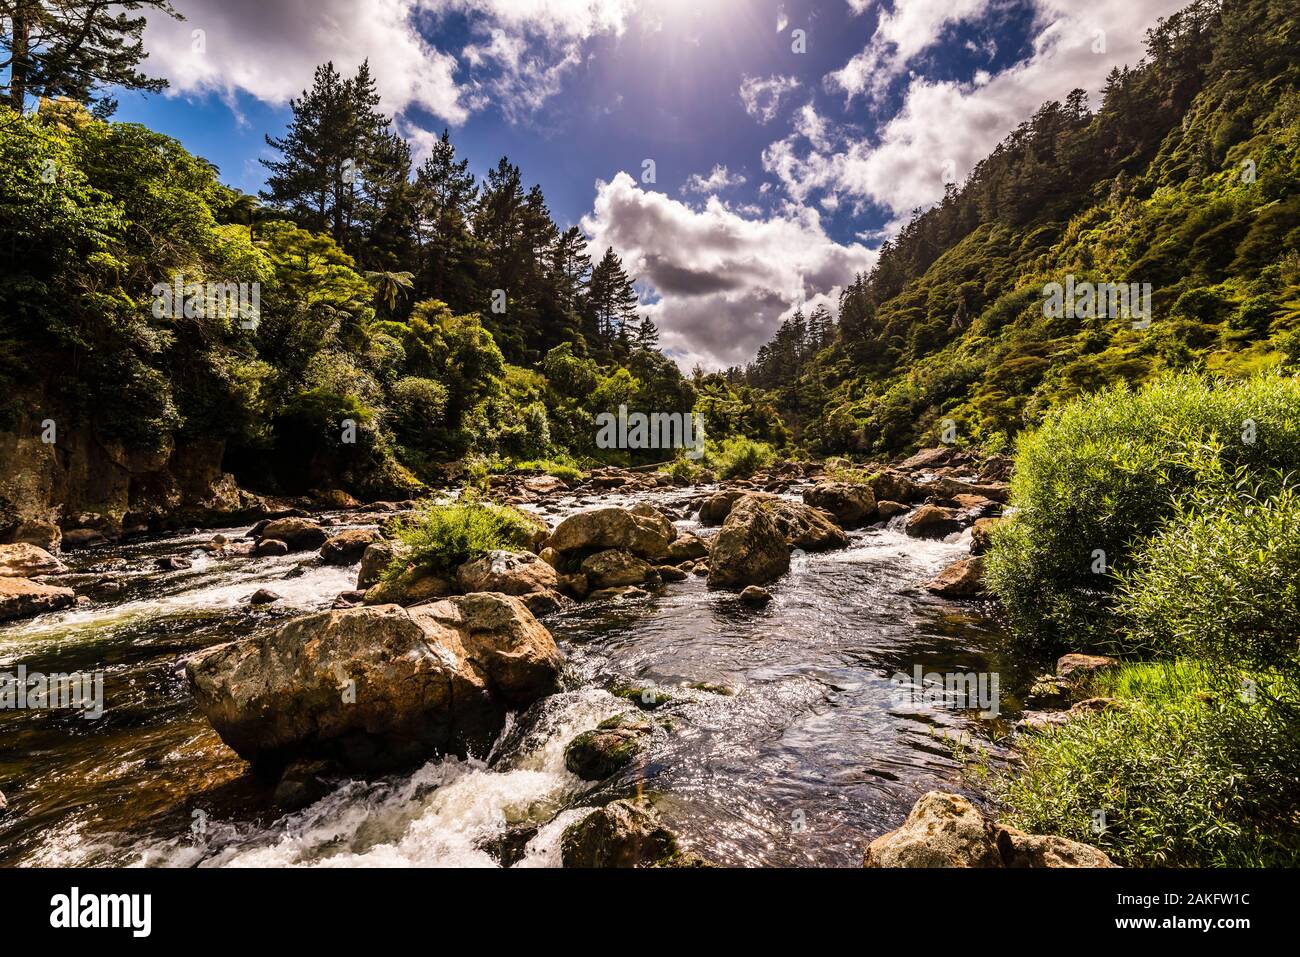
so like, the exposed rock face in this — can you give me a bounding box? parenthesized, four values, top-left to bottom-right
(561, 800, 688, 868)
(564, 713, 652, 780)
(864, 792, 1115, 868)
(580, 549, 656, 589)
(0, 577, 76, 621)
(707, 496, 791, 588)
(185, 595, 563, 773)
(923, 556, 985, 598)
(0, 543, 67, 578)
(803, 482, 877, 527)
(545, 504, 675, 562)
(904, 504, 967, 539)
(258, 518, 328, 552)
(455, 550, 558, 596)
(320, 529, 382, 565)
(8, 520, 61, 552)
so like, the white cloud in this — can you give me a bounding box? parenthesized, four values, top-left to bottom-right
(829, 0, 993, 102)
(772, 0, 1189, 219)
(144, 0, 469, 123)
(740, 74, 801, 124)
(682, 164, 747, 195)
(581, 172, 875, 369)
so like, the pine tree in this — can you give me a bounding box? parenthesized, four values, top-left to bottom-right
(412, 130, 478, 309)
(633, 315, 660, 353)
(2, 0, 180, 114)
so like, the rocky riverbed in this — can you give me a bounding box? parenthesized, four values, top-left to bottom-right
(0, 449, 1110, 867)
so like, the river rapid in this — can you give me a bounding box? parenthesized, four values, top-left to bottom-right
(0, 484, 1028, 867)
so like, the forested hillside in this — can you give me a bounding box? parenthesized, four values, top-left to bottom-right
(742, 0, 1300, 457)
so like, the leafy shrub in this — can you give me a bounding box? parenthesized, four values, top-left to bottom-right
(390, 376, 448, 445)
(985, 373, 1300, 653)
(999, 668, 1300, 867)
(1117, 482, 1300, 688)
(703, 435, 777, 478)
(385, 496, 542, 579)
(509, 458, 584, 482)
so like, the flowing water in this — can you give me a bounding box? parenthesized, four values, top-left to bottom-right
(0, 486, 1029, 868)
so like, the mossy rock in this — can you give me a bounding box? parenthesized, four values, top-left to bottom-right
(563, 713, 652, 780)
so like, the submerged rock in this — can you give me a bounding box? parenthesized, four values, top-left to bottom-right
(864, 791, 1115, 868)
(0, 577, 76, 621)
(248, 588, 282, 606)
(255, 538, 289, 557)
(564, 713, 652, 780)
(561, 800, 696, 868)
(0, 543, 67, 578)
(185, 595, 563, 773)
(739, 585, 772, 606)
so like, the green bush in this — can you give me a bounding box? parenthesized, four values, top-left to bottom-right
(703, 435, 777, 478)
(385, 496, 542, 579)
(1117, 483, 1300, 687)
(509, 458, 584, 482)
(998, 666, 1300, 867)
(985, 373, 1300, 654)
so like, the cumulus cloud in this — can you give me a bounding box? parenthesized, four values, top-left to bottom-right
(142, 0, 641, 125)
(739, 74, 801, 124)
(581, 172, 875, 370)
(682, 165, 748, 195)
(143, 0, 468, 123)
(770, 0, 1188, 219)
(828, 0, 993, 102)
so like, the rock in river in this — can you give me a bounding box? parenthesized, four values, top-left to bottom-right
(185, 594, 564, 773)
(561, 799, 697, 868)
(545, 504, 675, 562)
(257, 517, 328, 552)
(923, 556, 985, 598)
(0, 577, 76, 622)
(0, 543, 67, 578)
(320, 529, 382, 565)
(564, 713, 653, 780)
(707, 496, 791, 589)
(456, 549, 558, 596)
(864, 791, 1115, 868)
(803, 482, 877, 527)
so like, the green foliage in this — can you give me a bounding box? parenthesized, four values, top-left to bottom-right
(703, 435, 777, 479)
(999, 666, 1300, 867)
(1117, 483, 1300, 689)
(386, 496, 542, 579)
(985, 372, 1300, 654)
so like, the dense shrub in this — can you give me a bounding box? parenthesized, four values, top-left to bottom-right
(1117, 483, 1300, 688)
(386, 496, 542, 579)
(703, 435, 777, 479)
(985, 373, 1300, 653)
(999, 665, 1300, 867)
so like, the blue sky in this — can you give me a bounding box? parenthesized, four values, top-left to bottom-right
(119, 0, 1187, 368)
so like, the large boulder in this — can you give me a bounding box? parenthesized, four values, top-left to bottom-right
(904, 505, 967, 539)
(456, 550, 558, 596)
(185, 595, 563, 773)
(870, 470, 923, 504)
(0, 543, 67, 578)
(580, 549, 656, 589)
(258, 517, 328, 552)
(923, 556, 985, 598)
(7, 520, 62, 553)
(561, 800, 692, 868)
(362, 570, 452, 606)
(763, 498, 849, 551)
(0, 577, 75, 621)
(697, 490, 747, 526)
(319, 529, 382, 565)
(864, 792, 1115, 868)
(897, 447, 954, 471)
(707, 496, 791, 588)
(803, 482, 877, 528)
(546, 504, 675, 561)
